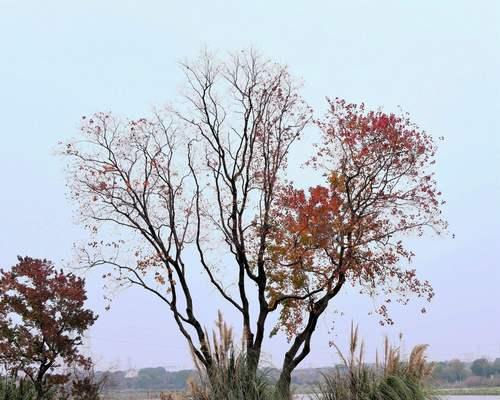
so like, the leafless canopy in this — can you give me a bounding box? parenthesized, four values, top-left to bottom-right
(63, 49, 311, 371)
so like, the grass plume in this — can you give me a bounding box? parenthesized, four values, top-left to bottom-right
(316, 323, 435, 400)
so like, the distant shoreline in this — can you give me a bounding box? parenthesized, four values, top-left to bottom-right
(101, 386, 500, 398)
(435, 387, 500, 396)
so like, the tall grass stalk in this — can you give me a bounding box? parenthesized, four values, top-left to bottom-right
(188, 312, 274, 400)
(0, 378, 36, 400)
(316, 322, 436, 400)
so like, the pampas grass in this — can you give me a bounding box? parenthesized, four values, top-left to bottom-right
(188, 312, 274, 400)
(315, 323, 435, 400)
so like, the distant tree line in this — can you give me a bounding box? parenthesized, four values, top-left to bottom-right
(100, 368, 194, 391)
(98, 366, 338, 391)
(432, 358, 500, 386)
(97, 358, 500, 392)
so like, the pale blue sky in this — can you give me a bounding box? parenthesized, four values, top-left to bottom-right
(0, 0, 499, 370)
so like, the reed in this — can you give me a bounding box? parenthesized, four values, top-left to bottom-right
(0, 378, 37, 400)
(315, 323, 435, 400)
(188, 312, 275, 400)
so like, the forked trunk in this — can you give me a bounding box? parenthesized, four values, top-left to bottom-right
(275, 364, 293, 399)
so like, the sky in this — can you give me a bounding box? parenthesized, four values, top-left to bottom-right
(0, 0, 499, 371)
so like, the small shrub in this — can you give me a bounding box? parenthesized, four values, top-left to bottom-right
(70, 367, 107, 400)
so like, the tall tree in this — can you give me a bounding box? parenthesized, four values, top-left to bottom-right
(62, 50, 446, 398)
(471, 358, 492, 377)
(0, 257, 97, 400)
(448, 359, 467, 382)
(494, 358, 500, 375)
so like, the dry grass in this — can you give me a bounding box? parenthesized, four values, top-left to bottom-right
(318, 323, 435, 400)
(188, 312, 273, 400)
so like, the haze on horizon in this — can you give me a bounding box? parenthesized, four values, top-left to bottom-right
(0, 0, 499, 371)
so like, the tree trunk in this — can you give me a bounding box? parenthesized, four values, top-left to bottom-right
(34, 380, 45, 400)
(275, 277, 345, 399)
(246, 346, 260, 377)
(33, 360, 51, 400)
(275, 340, 311, 400)
(275, 362, 293, 400)
(246, 305, 268, 378)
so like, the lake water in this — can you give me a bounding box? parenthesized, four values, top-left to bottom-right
(294, 396, 500, 400)
(441, 398, 500, 400)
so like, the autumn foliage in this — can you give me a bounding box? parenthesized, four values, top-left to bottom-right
(268, 99, 446, 335)
(0, 257, 97, 400)
(61, 50, 446, 398)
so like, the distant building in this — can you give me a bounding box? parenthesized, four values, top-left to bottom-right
(124, 369, 138, 378)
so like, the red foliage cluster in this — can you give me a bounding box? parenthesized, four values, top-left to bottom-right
(268, 99, 447, 333)
(0, 257, 97, 397)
